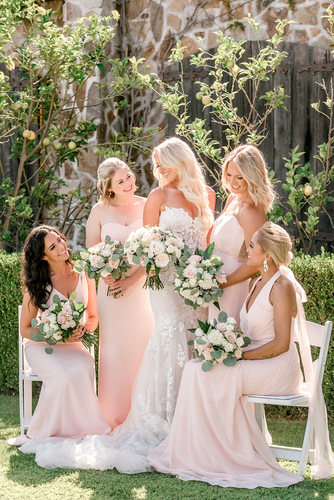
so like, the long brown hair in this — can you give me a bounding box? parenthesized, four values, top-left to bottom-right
(22, 225, 72, 310)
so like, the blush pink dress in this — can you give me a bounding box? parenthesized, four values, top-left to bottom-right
(97, 220, 153, 429)
(148, 270, 304, 488)
(22, 274, 110, 441)
(209, 213, 249, 327)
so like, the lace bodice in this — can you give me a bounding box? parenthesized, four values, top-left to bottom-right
(159, 207, 207, 252)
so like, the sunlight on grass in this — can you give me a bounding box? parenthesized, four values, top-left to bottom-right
(131, 486, 147, 499)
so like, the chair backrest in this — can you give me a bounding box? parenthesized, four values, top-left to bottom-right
(304, 319, 332, 390)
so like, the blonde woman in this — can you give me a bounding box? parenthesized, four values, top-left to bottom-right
(148, 222, 305, 488)
(86, 158, 153, 429)
(209, 144, 276, 326)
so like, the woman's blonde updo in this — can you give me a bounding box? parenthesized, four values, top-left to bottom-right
(97, 158, 135, 204)
(256, 221, 293, 267)
(152, 137, 213, 231)
(221, 144, 276, 213)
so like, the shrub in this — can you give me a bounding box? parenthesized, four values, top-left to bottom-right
(0, 251, 333, 420)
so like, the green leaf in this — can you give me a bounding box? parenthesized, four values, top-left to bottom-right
(53, 294, 60, 304)
(195, 338, 206, 345)
(201, 360, 213, 372)
(69, 291, 77, 300)
(198, 320, 209, 332)
(218, 311, 228, 322)
(45, 347, 54, 354)
(30, 331, 45, 342)
(132, 255, 141, 265)
(211, 350, 221, 359)
(203, 242, 215, 260)
(31, 318, 38, 328)
(97, 63, 106, 73)
(223, 356, 237, 366)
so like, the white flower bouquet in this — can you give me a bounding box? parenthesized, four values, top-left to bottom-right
(74, 236, 131, 297)
(188, 310, 251, 371)
(30, 291, 97, 354)
(174, 242, 227, 310)
(124, 226, 185, 290)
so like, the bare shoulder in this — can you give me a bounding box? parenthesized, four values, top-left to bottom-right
(89, 201, 105, 216)
(223, 194, 237, 211)
(206, 185, 216, 211)
(271, 275, 296, 301)
(133, 195, 147, 206)
(238, 202, 266, 227)
(147, 186, 168, 202)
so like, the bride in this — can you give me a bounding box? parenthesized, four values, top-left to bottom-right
(19, 137, 215, 472)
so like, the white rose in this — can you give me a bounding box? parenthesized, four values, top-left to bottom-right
(108, 258, 120, 269)
(142, 232, 152, 246)
(183, 264, 197, 279)
(227, 317, 237, 325)
(149, 241, 165, 255)
(43, 324, 50, 333)
(180, 289, 191, 299)
(41, 310, 49, 323)
(202, 259, 212, 267)
(216, 272, 227, 284)
(175, 278, 182, 287)
(166, 244, 176, 254)
(100, 269, 110, 278)
(152, 231, 162, 241)
(217, 352, 228, 362)
(53, 332, 63, 341)
(101, 246, 113, 257)
(188, 254, 202, 265)
(155, 253, 170, 268)
(199, 278, 213, 290)
(207, 329, 223, 345)
(236, 337, 245, 348)
(217, 322, 227, 333)
(197, 297, 204, 306)
(62, 304, 72, 315)
(203, 347, 213, 361)
(189, 277, 197, 287)
(69, 320, 76, 328)
(235, 349, 243, 359)
(195, 327, 204, 336)
(47, 313, 57, 323)
(226, 324, 235, 332)
(222, 340, 234, 352)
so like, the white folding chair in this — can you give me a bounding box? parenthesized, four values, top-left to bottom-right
(18, 305, 96, 436)
(248, 319, 332, 476)
(18, 305, 42, 435)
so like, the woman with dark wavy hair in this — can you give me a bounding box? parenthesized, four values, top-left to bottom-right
(9, 225, 110, 448)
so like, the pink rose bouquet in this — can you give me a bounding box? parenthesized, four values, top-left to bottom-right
(30, 291, 97, 354)
(74, 235, 131, 297)
(124, 226, 185, 290)
(174, 242, 227, 310)
(188, 310, 250, 371)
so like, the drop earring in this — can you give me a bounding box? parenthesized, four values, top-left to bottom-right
(263, 259, 269, 272)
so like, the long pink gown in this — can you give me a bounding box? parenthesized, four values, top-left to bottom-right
(209, 212, 249, 326)
(148, 270, 304, 488)
(97, 220, 153, 429)
(22, 275, 110, 441)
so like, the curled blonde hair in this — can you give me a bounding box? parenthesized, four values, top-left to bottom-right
(256, 221, 293, 267)
(221, 145, 276, 213)
(152, 137, 213, 231)
(97, 158, 136, 204)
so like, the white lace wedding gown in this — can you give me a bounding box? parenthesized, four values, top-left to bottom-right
(19, 207, 208, 472)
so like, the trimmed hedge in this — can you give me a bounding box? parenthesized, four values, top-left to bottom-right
(0, 251, 333, 418)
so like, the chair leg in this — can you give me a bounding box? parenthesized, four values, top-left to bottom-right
(253, 403, 266, 433)
(19, 378, 24, 436)
(23, 379, 33, 420)
(297, 414, 314, 476)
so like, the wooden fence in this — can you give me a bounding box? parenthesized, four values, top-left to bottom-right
(163, 41, 334, 251)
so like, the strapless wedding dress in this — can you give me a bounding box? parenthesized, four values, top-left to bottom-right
(19, 207, 208, 473)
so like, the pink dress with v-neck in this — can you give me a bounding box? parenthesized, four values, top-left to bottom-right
(97, 219, 153, 429)
(24, 274, 110, 440)
(148, 270, 304, 488)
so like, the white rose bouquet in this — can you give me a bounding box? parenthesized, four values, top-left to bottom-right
(124, 226, 185, 290)
(174, 242, 227, 310)
(74, 236, 131, 297)
(188, 310, 251, 371)
(30, 291, 97, 354)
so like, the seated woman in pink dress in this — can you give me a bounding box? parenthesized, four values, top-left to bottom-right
(10, 225, 110, 448)
(148, 222, 306, 488)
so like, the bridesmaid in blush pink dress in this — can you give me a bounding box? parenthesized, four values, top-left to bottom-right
(210, 145, 276, 327)
(148, 223, 305, 489)
(10, 225, 110, 448)
(86, 158, 153, 429)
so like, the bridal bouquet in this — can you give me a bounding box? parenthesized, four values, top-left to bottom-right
(30, 292, 97, 354)
(124, 226, 184, 290)
(174, 242, 227, 310)
(74, 236, 131, 297)
(188, 311, 250, 371)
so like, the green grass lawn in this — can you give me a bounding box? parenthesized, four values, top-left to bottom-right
(1, 395, 334, 500)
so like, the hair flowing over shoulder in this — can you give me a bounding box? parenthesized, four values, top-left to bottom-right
(222, 145, 276, 213)
(22, 225, 72, 310)
(152, 138, 213, 231)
